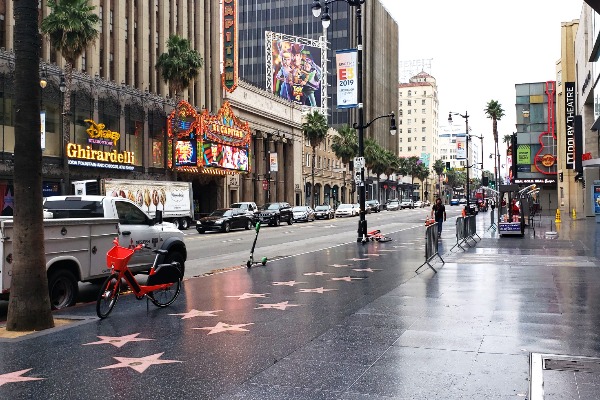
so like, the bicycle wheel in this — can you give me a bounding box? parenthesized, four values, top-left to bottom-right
(150, 278, 181, 308)
(96, 274, 120, 319)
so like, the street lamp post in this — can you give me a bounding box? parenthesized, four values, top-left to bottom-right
(448, 111, 471, 213)
(313, 0, 387, 242)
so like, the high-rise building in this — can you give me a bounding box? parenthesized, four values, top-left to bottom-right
(397, 72, 439, 199)
(238, 0, 399, 151)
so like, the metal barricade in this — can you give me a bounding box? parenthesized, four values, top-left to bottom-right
(416, 222, 445, 273)
(451, 216, 466, 251)
(487, 208, 497, 231)
(468, 214, 480, 241)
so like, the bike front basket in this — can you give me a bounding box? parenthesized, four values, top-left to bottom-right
(106, 245, 136, 271)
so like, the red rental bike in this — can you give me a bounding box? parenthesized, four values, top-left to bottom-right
(96, 238, 182, 319)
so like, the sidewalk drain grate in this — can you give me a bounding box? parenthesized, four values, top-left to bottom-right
(544, 358, 600, 373)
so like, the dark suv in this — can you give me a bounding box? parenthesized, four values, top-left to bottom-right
(258, 202, 294, 226)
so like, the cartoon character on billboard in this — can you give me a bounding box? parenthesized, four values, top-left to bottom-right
(298, 52, 322, 107)
(275, 51, 294, 101)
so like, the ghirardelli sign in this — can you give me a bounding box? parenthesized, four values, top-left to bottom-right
(565, 82, 575, 169)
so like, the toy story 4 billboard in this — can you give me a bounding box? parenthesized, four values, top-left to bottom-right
(167, 101, 251, 174)
(265, 31, 327, 111)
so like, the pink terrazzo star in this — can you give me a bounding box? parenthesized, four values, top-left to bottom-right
(303, 271, 332, 276)
(347, 258, 369, 261)
(272, 281, 306, 286)
(225, 293, 269, 300)
(0, 369, 44, 387)
(330, 276, 364, 282)
(352, 268, 381, 272)
(328, 264, 351, 268)
(193, 321, 254, 335)
(363, 253, 381, 256)
(297, 287, 337, 294)
(169, 309, 223, 319)
(98, 352, 181, 373)
(255, 301, 301, 310)
(83, 333, 153, 348)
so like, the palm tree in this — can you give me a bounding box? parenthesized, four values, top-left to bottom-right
(302, 110, 328, 208)
(156, 35, 204, 99)
(41, 0, 100, 194)
(405, 156, 421, 200)
(433, 159, 445, 200)
(7, 0, 55, 331)
(484, 100, 505, 190)
(414, 163, 430, 200)
(331, 125, 358, 203)
(364, 139, 387, 202)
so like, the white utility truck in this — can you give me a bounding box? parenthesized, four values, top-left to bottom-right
(72, 179, 194, 230)
(0, 195, 186, 309)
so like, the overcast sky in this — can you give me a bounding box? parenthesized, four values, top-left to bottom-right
(379, 0, 584, 172)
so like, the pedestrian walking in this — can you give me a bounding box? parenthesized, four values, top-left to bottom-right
(431, 198, 446, 237)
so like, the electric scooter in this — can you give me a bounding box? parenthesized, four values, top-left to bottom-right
(246, 221, 267, 268)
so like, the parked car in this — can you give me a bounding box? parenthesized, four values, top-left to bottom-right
(414, 200, 424, 208)
(366, 200, 381, 213)
(197, 208, 253, 233)
(258, 202, 294, 226)
(355, 203, 371, 214)
(335, 203, 357, 217)
(400, 199, 414, 209)
(459, 198, 467, 205)
(386, 199, 400, 211)
(314, 205, 335, 220)
(467, 201, 479, 215)
(450, 198, 460, 206)
(230, 201, 259, 223)
(292, 206, 315, 222)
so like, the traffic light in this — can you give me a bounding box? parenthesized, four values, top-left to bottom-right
(482, 176, 489, 187)
(490, 181, 496, 189)
(582, 179, 586, 188)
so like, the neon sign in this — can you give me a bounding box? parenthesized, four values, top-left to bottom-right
(66, 144, 135, 165)
(222, 0, 238, 92)
(84, 119, 120, 146)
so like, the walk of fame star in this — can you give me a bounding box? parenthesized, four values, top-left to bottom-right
(169, 309, 223, 319)
(272, 281, 306, 286)
(255, 301, 300, 310)
(330, 276, 364, 282)
(83, 333, 153, 348)
(329, 264, 351, 268)
(363, 253, 381, 256)
(378, 249, 398, 252)
(303, 271, 332, 276)
(98, 352, 181, 373)
(297, 287, 337, 293)
(347, 258, 369, 261)
(0, 369, 44, 387)
(225, 293, 269, 300)
(193, 321, 254, 334)
(352, 268, 381, 272)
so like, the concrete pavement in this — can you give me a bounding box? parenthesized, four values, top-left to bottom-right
(1, 212, 599, 399)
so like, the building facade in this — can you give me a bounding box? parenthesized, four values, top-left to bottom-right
(397, 72, 440, 201)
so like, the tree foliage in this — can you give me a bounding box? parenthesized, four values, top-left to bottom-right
(302, 111, 328, 208)
(156, 35, 204, 98)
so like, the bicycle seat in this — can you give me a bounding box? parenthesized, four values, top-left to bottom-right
(152, 249, 169, 255)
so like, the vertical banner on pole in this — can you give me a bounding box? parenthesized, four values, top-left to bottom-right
(456, 135, 466, 159)
(335, 49, 358, 109)
(40, 111, 46, 150)
(593, 181, 600, 223)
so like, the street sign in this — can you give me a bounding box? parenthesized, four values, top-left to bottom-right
(354, 156, 365, 169)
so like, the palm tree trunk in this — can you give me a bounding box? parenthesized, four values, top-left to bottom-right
(311, 147, 316, 208)
(7, 0, 54, 331)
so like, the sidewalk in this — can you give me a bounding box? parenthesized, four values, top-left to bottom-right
(0, 213, 599, 399)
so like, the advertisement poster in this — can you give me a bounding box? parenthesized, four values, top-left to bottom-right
(594, 181, 600, 215)
(41, 111, 46, 150)
(336, 49, 358, 109)
(270, 36, 323, 107)
(517, 145, 531, 164)
(456, 135, 466, 159)
(269, 152, 278, 172)
(175, 140, 197, 166)
(201, 142, 248, 172)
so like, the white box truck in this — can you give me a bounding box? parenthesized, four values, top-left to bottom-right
(73, 179, 194, 230)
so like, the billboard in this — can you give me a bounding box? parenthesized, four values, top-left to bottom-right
(266, 31, 327, 110)
(201, 142, 249, 172)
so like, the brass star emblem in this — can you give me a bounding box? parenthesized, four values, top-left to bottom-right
(98, 353, 181, 373)
(297, 287, 337, 294)
(0, 369, 44, 387)
(83, 333, 153, 348)
(255, 301, 301, 310)
(226, 293, 269, 300)
(194, 321, 254, 335)
(169, 309, 222, 319)
(330, 276, 364, 282)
